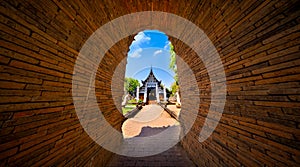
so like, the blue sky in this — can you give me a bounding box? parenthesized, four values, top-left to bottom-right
(125, 30, 175, 89)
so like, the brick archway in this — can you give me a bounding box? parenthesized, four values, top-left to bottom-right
(0, 1, 299, 166)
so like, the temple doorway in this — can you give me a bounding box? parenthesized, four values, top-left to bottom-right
(147, 88, 156, 104)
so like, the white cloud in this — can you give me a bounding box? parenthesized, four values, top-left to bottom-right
(153, 49, 163, 56)
(163, 41, 171, 50)
(133, 32, 151, 46)
(129, 48, 143, 58)
(128, 32, 150, 58)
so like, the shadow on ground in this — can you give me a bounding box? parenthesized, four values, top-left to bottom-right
(107, 126, 196, 167)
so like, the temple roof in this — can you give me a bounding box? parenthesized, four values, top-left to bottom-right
(140, 67, 162, 88)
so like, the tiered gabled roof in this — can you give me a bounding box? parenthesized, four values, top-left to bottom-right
(141, 67, 161, 86)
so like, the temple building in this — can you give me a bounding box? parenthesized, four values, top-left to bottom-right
(136, 67, 167, 104)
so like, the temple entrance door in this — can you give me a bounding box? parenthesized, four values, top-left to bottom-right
(147, 88, 156, 104)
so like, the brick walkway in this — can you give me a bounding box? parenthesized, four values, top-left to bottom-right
(107, 104, 196, 166)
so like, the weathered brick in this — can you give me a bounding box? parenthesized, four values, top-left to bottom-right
(0, 29, 40, 52)
(19, 130, 63, 151)
(0, 15, 29, 36)
(0, 81, 26, 89)
(227, 75, 263, 84)
(262, 24, 300, 44)
(252, 57, 300, 75)
(269, 51, 299, 65)
(25, 84, 70, 92)
(255, 74, 300, 85)
(262, 66, 300, 78)
(0, 65, 58, 81)
(239, 121, 294, 139)
(43, 80, 72, 88)
(0, 96, 31, 104)
(0, 89, 41, 96)
(9, 60, 64, 77)
(0, 73, 43, 84)
(0, 55, 10, 64)
(0, 147, 18, 160)
(253, 135, 300, 156)
(254, 101, 300, 108)
(0, 40, 56, 65)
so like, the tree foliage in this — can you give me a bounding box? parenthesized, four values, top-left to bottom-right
(124, 77, 140, 95)
(169, 44, 176, 71)
(170, 82, 179, 96)
(169, 43, 178, 83)
(169, 43, 179, 96)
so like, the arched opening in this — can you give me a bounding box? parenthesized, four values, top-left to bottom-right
(120, 30, 182, 138)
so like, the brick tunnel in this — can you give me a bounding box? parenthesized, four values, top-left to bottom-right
(0, 0, 300, 166)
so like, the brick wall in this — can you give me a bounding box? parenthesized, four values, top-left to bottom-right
(0, 0, 127, 166)
(0, 0, 299, 166)
(172, 1, 300, 166)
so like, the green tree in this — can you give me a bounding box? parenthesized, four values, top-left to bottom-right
(169, 43, 178, 83)
(169, 43, 179, 96)
(124, 77, 140, 95)
(170, 82, 179, 96)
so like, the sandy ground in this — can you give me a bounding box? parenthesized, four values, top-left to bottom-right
(122, 104, 179, 138)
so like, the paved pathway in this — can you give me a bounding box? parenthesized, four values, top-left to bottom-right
(166, 104, 181, 118)
(122, 104, 179, 138)
(106, 104, 195, 167)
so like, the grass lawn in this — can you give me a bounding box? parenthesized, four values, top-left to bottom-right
(122, 104, 136, 115)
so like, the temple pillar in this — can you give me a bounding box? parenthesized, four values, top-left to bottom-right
(143, 83, 147, 103)
(163, 85, 167, 102)
(156, 83, 160, 103)
(136, 86, 139, 101)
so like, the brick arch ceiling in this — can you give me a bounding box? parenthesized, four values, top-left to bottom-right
(1, 0, 299, 166)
